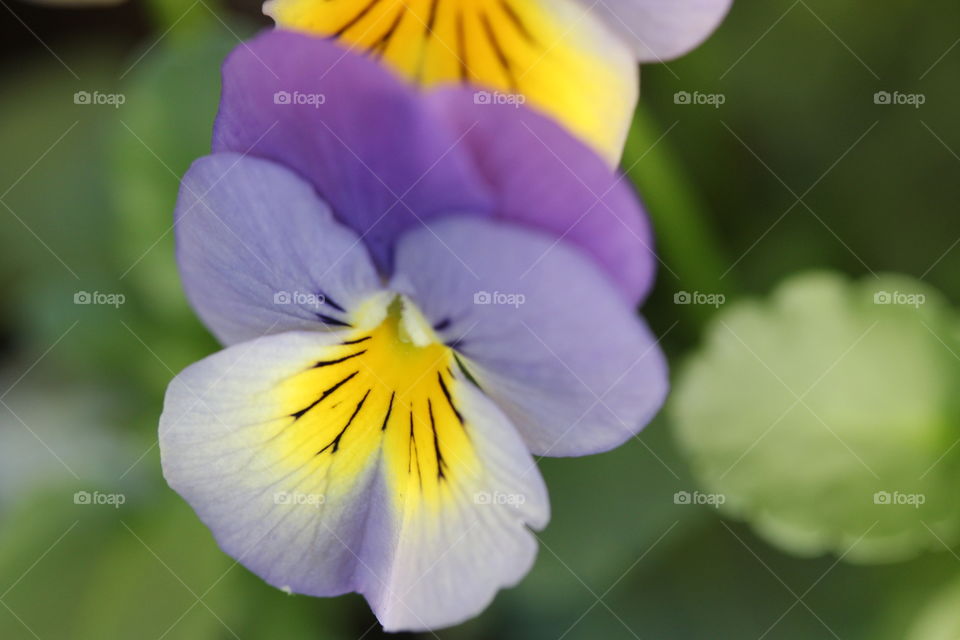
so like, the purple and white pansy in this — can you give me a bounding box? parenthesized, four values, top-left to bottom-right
(160, 30, 668, 631)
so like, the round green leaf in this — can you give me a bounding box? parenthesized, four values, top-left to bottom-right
(671, 272, 960, 562)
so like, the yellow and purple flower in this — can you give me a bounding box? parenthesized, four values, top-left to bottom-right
(263, 0, 733, 162)
(160, 31, 667, 631)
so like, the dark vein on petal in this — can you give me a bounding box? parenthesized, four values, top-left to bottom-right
(437, 371, 463, 425)
(498, 0, 537, 46)
(318, 388, 370, 454)
(316, 289, 346, 313)
(428, 398, 447, 480)
(291, 371, 359, 420)
(408, 406, 423, 488)
(480, 10, 517, 91)
(369, 5, 407, 59)
(316, 313, 352, 328)
(455, 9, 470, 83)
(313, 350, 367, 368)
(380, 391, 395, 431)
(331, 0, 383, 39)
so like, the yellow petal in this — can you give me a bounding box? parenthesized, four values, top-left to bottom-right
(264, 0, 637, 164)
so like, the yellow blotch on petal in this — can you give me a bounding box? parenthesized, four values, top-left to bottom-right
(273, 296, 479, 512)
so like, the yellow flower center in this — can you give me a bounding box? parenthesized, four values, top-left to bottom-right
(274, 296, 479, 509)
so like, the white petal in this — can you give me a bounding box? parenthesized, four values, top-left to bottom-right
(161, 322, 548, 631)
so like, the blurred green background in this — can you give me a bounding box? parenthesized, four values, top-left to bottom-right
(1, 0, 959, 638)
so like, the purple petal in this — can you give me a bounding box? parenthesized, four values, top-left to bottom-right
(213, 30, 494, 272)
(391, 216, 669, 457)
(427, 89, 657, 304)
(175, 153, 381, 345)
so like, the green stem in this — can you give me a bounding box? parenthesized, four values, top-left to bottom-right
(144, 0, 218, 37)
(622, 106, 740, 324)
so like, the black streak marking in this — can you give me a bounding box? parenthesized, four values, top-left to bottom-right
(318, 389, 371, 455)
(369, 6, 406, 59)
(426, 0, 439, 33)
(316, 290, 346, 313)
(291, 371, 359, 420)
(453, 353, 483, 390)
(316, 313, 352, 328)
(342, 336, 372, 346)
(413, 0, 441, 82)
(408, 407, 423, 487)
(433, 318, 452, 332)
(313, 350, 367, 368)
(428, 399, 447, 480)
(437, 372, 463, 425)
(480, 10, 517, 91)
(380, 391, 396, 431)
(331, 0, 384, 38)
(498, 0, 537, 45)
(455, 10, 470, 82)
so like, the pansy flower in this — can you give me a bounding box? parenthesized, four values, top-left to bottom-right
(160, 31, 667, 631)
(263, 0, 733, 163)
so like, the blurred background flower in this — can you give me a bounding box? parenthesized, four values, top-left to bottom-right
(1, 0, 960, 638)
(263, 0, 731, 163)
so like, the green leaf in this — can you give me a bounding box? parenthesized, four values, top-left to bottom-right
(671, 271, 960, 562)
(623, 106, 738, 329)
